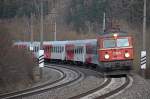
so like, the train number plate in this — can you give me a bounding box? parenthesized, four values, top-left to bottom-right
(113, 51, 121, 55)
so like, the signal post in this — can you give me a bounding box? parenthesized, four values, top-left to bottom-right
(141, 0, 148, 78)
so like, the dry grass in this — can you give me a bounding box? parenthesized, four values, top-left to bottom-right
(0, 27, 38, 93)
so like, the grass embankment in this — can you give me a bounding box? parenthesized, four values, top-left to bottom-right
(0, 27, 38, 93)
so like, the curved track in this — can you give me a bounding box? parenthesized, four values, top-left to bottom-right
(0, 64, 83, 99)
(0, 63, 133, 99)
(71, 76, 132, 99)
(47, 63, 133, 99)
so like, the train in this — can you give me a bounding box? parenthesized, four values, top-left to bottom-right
(14, 31, 134, 75)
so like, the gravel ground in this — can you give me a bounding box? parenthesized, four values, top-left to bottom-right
(110, 73, 150, 99)
(22, 75, 104, 99)
(30, 67, 62, 87)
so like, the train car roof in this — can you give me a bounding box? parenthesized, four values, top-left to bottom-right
(43, 41, 70, 45)
(14, 41, 30, 45)
(14, 39, 97, 46)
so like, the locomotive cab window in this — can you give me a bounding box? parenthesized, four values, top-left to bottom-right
(103, 39, 116, 48)
(117, 38, 129, 47)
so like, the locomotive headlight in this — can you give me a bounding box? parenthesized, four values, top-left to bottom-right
(125, 53, 130, 58)
(104, 54, 110, 59)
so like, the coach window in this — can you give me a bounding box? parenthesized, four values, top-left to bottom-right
(56, 46, 59, 53)
(35, 46, 37, 51)
(75, 48, 77, 54)
(58, 46, 60, 53)
(58, 46, 59, 53)
(74, 48, 75, 54)
(57, 46, 59, 53)
(36, 46, 38, 52)
(55, 46, 56, 53)
(53, 47, 55, 53)
(61, 46, 63, 52)
(37, 46, 39, 51)
(34, 47, 36, 52)
(49, 47, 52, 52)
(52, 47, 54, 52)
(35, 46, 37, 52)
(55, 46, 57, 53)
(77, 48, 79, 54)
(59, 46, 61, 53)
(79, 48, 81, 54)
(78, 48, 80, 54)
(54, 46, 56, 53)
(80, 48, 81, 54)
(61, 46, 62, 53)
(56, 46, 58, 53)
(59, 46, 60, 53)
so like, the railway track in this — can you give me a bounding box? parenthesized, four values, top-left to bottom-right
(50, 63, 133, 99)
(0, 63, 133, 99)
(70, 75, 132, 99)
(0, 64, 83, 99)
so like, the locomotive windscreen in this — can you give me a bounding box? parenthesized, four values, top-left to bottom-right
(117, 38, 129, 47)
(103, 38, 129, 48)
(103, 39, 116, 48)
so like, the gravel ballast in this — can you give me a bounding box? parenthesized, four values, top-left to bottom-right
(110, 74, 150, 99)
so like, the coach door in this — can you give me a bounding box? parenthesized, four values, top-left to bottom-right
(66, 44, 74, 61)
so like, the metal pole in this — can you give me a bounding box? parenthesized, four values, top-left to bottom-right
(143, 0, 146, 50)
(39, 0, 44, 79)
(141, 0, 147, 78)
(30, 13, 34, 44)
(40, 0, 43, 50)
(103, 12, 106, 32)
(54, 22, 56, 41)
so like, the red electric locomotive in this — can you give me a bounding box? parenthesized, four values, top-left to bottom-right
(97, 32, 133, 75)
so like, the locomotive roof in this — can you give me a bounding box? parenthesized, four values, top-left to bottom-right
(100, 31, 129, 38)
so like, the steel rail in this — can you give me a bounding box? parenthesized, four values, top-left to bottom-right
(69, 78, 111, 99)
(95, 76, 130, 99)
